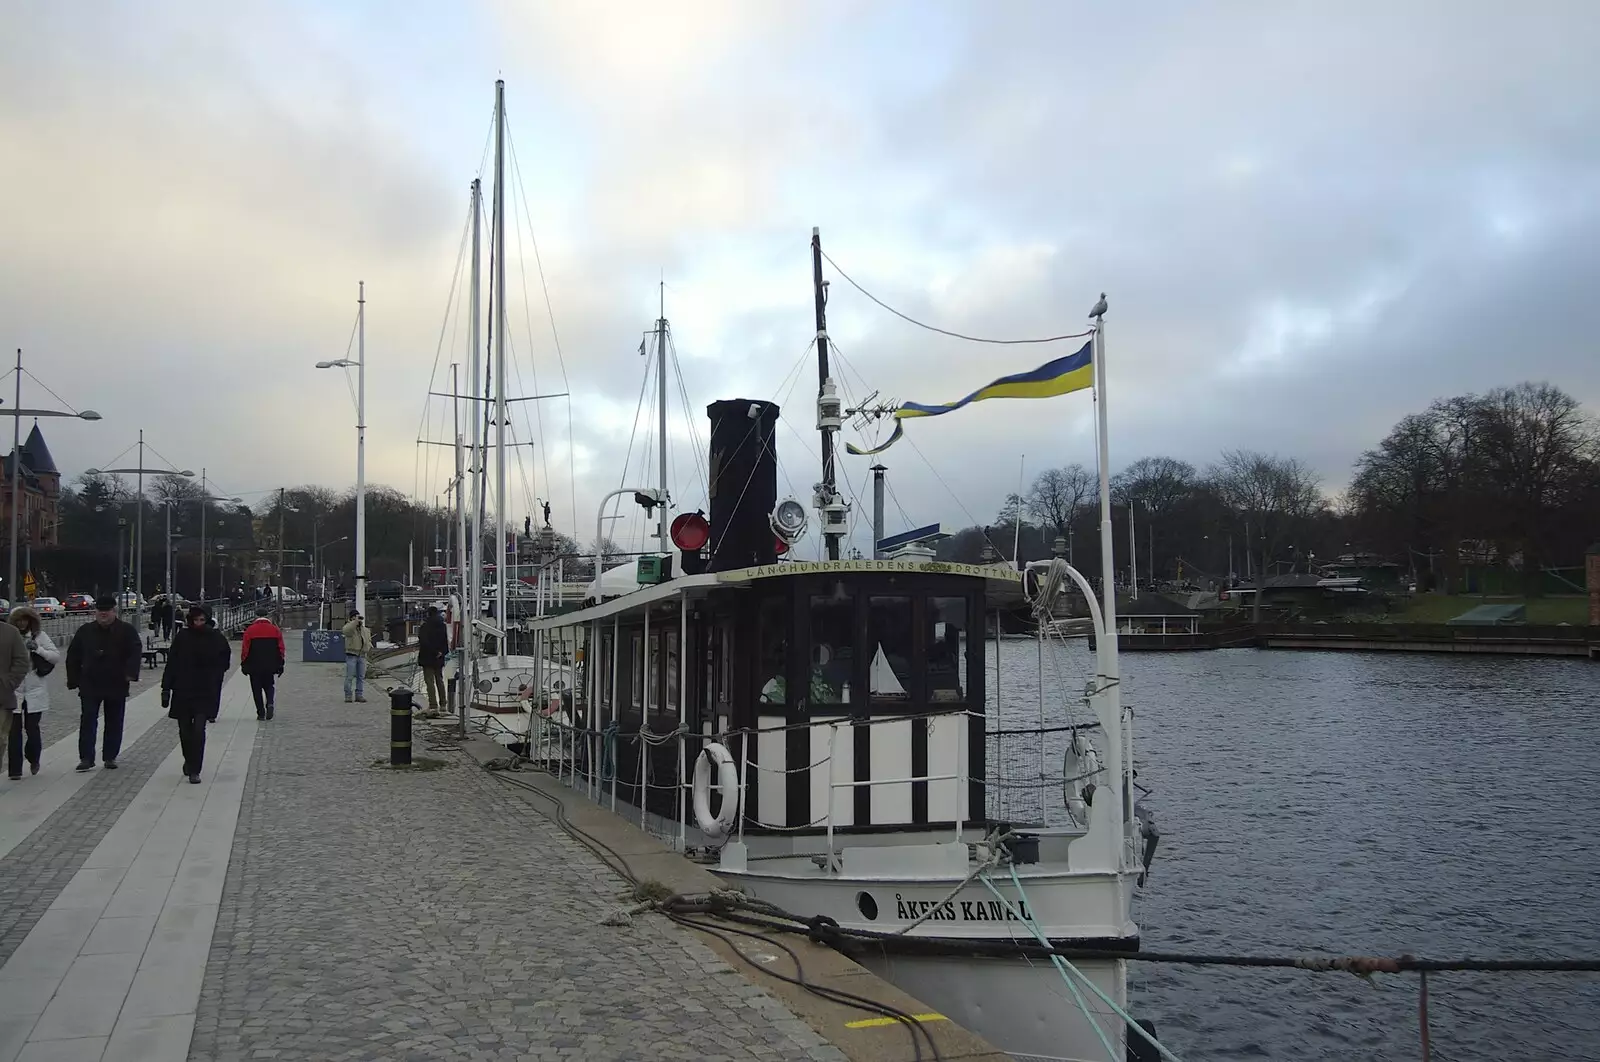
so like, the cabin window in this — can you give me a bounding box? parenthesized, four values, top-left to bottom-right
(630, 631, 643, 708)
(927, 597, 968, 702)
(757, 595, 788, 706)
(867, 595, 912, 702)
(599, 631, 614, 709)
(664, 628, 680, 713)
(649, 631, 663, 716)
(711, 622, 731, 708)
(809, 586, 854, 705)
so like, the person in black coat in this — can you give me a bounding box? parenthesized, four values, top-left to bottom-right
(415, 606, 450, 711)
(162, 605, 232, 784)
(65, 595, 142, 771)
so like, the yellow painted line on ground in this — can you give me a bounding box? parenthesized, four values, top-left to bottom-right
(845, 1013, 948, 1029)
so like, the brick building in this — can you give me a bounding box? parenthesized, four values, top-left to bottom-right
(1, 423, 62, 548)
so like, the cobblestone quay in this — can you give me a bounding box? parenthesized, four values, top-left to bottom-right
(189, 658, 849, 1062)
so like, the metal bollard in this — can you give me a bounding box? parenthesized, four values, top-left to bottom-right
(389, 686, 415, 765)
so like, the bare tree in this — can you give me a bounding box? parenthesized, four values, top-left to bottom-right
(1111, 456, 1196, 516)
(149, 473, 204, 505)
(1207, 450, 1324, 619)
(1026, 464, 1095, 540)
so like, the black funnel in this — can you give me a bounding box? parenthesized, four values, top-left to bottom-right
(707, 399, 779, 572)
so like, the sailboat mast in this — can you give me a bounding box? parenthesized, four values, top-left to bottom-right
(492, 78, 508, 665)
(811, 228, 841, 560)
(656, 281, 669, 554)
(468, 178, 483, 658)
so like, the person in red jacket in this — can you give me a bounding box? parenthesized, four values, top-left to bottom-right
(240, 607, 286, 720)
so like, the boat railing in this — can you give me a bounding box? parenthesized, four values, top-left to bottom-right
(521, 707, 1101, 856)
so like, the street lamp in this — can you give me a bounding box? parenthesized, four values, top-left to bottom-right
(195, 469, 241, 602)
(86, 432, 193, 633)
(4, 348, 102, 602)
(315, 281, 367, 623)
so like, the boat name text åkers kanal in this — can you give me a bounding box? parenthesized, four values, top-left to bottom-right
(722, 559, 1021, 582)
(891, 893, 1032, 922)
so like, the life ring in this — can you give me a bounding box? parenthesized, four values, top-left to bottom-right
(692, 742, 740, 842)
(1063, 729, 1102, 822)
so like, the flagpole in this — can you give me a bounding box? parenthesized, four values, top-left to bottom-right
(1089, 297, 1126, 872)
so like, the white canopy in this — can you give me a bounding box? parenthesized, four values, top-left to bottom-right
(585, 556, 664, 604)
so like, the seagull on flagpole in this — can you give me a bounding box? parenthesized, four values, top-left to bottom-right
(1089, 292, 1108, 319)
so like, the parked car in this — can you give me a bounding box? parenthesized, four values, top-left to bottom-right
(32, 597, 64, 617)
(368, 580, 405, 600)
(64, 592, 95, 612)
(116, 591, 145, 610)
(266, 586, 305, 604)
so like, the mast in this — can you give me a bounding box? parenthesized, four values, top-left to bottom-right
(656, 281, 669, 555)
(492, 78, 508, 665)
(468, 178, 483, 662)
(1128, 501, 1138, 599)
(811, 228, 842, 560)
(871, 464, 886, 559)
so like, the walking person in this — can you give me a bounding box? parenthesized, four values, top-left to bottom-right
(416, 605, 449, 711)
(152, 596, 172, 642)
(240, 606, 285, 720)
(0, 613, 31, 756)
(341, 610, 372, 703)
(162, 605, 231, 783)
(8, 606, 61, 780)
(64, 595, 142, 771)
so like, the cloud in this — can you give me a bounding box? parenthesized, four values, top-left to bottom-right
(3, 0, 1598, 562)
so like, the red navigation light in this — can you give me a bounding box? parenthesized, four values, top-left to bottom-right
(670, 511, 710, 552)
(774, 535, 790, 556)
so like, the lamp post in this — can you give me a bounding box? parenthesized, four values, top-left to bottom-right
(86, 435, 193, 633)
(196, 470, 241, 603)
(274, 488, 301, 627)
(315, 281, 366, 624)
(4, 348, 102, 603)
(316, 535, 349, 630)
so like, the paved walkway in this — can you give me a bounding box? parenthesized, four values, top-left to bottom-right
(0, 644, 849, 1062)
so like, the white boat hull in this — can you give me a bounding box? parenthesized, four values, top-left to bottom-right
(855, 951, 1126, 1062)
(713, 842, 1139, 1061)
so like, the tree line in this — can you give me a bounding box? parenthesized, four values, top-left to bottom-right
(27, 380, 1597, 600)
(934, 381, 1600, 596)
(38, 472, 627, 600)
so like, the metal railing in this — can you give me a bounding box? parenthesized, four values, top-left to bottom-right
(518, 707, 1105, 861)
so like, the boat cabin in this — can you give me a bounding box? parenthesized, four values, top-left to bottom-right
(518, 397, 1024, 839)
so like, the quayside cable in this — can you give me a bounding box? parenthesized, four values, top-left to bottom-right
(485, 768, 943, 1062)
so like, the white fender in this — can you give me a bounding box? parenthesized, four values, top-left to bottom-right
(692, 742, 741, 842)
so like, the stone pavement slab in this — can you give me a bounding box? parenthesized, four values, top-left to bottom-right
(189, 653, 848, 1062)
(0, 674, 257, 1062)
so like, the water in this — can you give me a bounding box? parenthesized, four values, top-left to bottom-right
(990, 640, 1600, 1061)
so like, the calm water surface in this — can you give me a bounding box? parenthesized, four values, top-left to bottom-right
(991, 642, 1600, 1061)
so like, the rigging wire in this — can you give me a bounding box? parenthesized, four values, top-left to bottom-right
(819, 248, 1095, 346)
(666, 329, 710, 512)
(415, 203, 474, 525)
(503, 166, 551, 520)
(505, 118, 579, 541)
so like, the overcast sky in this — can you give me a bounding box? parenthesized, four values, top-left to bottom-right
(4, 1, 1598, 558)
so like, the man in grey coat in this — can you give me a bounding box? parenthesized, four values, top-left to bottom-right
(0, 618, 30, 743)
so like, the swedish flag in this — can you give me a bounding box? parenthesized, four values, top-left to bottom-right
(846, 339, 1093, 456)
